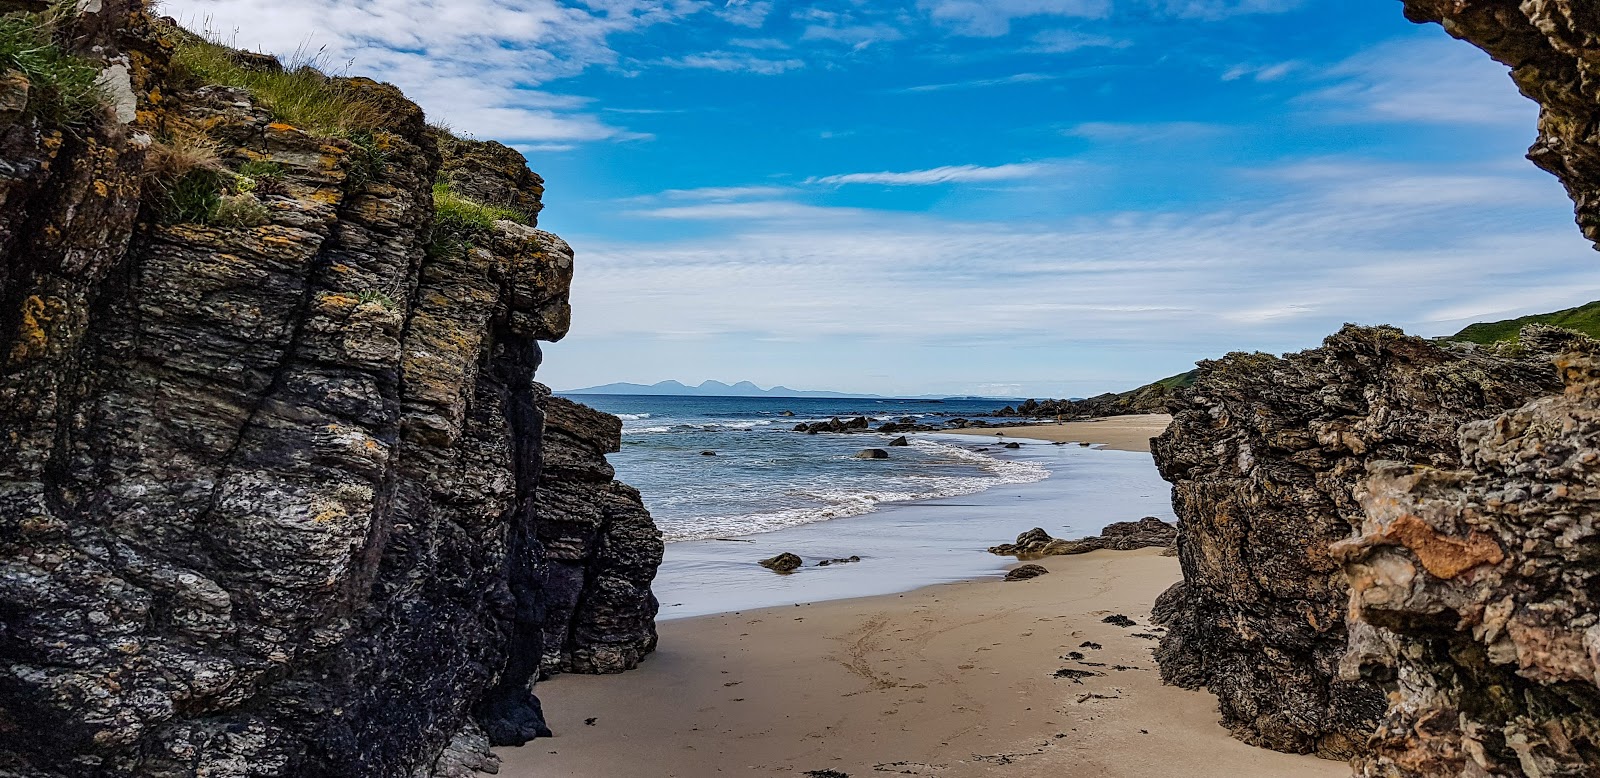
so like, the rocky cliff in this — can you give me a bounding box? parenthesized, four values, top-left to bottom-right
(0, 2, 660, 775)
(1150, 326, 1569, 759)
(1150, 2, 1600, 772)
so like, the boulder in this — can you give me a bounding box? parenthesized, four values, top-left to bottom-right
(1005, 564, 1051, 581)
(779, 410, 796, 416)
(1002, 441, 1021, 449)
(759, 553, 803, 573)
(887, 436, 909, 447)
(854, 448, 890, 459)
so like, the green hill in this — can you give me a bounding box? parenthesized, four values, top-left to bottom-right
(1448, 300, 1600, 345)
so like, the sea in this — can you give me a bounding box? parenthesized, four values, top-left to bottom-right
(558, 393, 1179, 617)
(560, 394, 1040, 541)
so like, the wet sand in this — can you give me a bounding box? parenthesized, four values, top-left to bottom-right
(503, 547, 1343, 777)
(945, 414, 1173, 452)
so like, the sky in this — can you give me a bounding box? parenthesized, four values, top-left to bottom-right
(163, 0, 1600, 398)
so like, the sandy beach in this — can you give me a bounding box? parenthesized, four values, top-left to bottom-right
(945, 414, 1173, 453)
(501, 547, 1343, 778)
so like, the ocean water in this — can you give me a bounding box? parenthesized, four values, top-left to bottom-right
(559, 394, 1038, 541)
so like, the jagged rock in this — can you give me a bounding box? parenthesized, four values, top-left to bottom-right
(854, 448, 890, 459)
(816, 555, 861, 567)
(0, 4, 659, 775)
(1005, 564, 1050, 582)
(535, 398, 662, 679)
(989, 527, 1056, 555)
(1333, 345, 1600, 776)
(759, 553, 803, 573)
(887, 436, 909, 447)
(1149, 325, 1569, 759)
(989, 518, 1176, 558)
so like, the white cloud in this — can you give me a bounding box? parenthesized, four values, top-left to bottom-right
(800, 23, 906, 49)
(808, 163, 1056, 186)
(548, 157, 1594, 396)
(917, 0, 1112, 36)
(163, 0, 709, 144)
(1309, 37, 1533, 125)
(916, 0, 1297, 36)
(1156, 0, 1302, 20)
(715, 0, 771, 28)
(1222, 60, 1298, 82)
(898, 72, 1062, 92)
(1066, 121, 1224, 143)
(658, 51, 806, 74)
(1027, 29, 1130, 53)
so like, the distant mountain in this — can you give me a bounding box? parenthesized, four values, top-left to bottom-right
(561, 379, 884, 399)
(1448, 299, 1600, 344)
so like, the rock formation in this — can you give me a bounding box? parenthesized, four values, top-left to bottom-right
(988, 517, 1176, 557)
(1149, 325, 1569, 759)
(1336, 346, 1600, 774)
(0, 3, 660, 775)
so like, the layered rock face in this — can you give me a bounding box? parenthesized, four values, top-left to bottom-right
(0, 3, 659, 775)
(1149, 326, 1567, 759)
(1337, 347, 1600, 775)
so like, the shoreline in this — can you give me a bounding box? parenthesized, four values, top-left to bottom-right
(502, 548, 1343, 777)
(944, 413, 1173, 452)
(650, 441, 1175, 619)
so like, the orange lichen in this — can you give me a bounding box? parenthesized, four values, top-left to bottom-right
(8, 295, 65, 363)
(1382, 513, 1504, 579)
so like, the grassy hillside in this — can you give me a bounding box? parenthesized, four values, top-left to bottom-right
(1449, 300, 1600, 344)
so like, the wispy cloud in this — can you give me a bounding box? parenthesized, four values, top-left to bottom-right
(917, 0, 1112, 36)
(898, 73, 1061, 93)
(807, 163, 1056, 186)
(1027, 29, 1130, 53)
(658, 51, 806, 75)
(1222, 60, 1298, 82)
(1308, 37, 1532, 125)
(163, 0, 708, 144)
(715, 0, 772, 28)
(1066, 121, 1225, 143)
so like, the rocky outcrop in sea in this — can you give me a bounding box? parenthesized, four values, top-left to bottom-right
(0, 2, 660, 775)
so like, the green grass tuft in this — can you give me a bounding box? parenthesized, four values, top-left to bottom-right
(169, 34, 387, 137)
(1448, 300, 1600, 345)
(154, 168, 225, 224)
(0, 5, 105, 126)
(427, 182, 531, 257)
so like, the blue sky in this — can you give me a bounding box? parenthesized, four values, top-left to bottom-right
(167, 0, 1600, 397)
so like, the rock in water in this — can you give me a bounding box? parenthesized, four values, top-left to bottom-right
(759, 553, 804, 573)
(854, 448, 890, 459)
(0, 5, 661, 774)
(1002, 441, 1021, 449)
(1005, 564, 1050, 581)
(887, 435, 910, 447)
(989, 519, 1176, 557)
(1149, 325, 1570, 759)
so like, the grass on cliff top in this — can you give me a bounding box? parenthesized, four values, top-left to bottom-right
(0, 6, 105, 126)
(1448, 300, 1600, 345)
(428, 182, 532, 256)
(169, 34, 387, 137)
